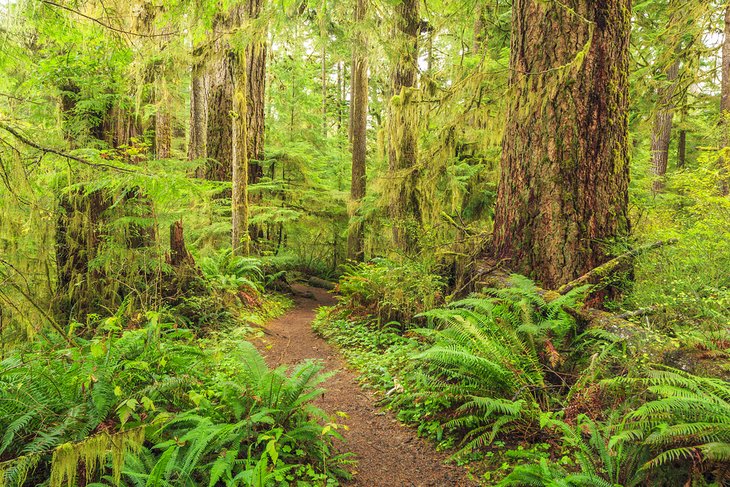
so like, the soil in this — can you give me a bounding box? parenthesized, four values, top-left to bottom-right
(256, 284, 477, 487)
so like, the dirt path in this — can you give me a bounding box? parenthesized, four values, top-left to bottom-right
(256, 284, 476, 487)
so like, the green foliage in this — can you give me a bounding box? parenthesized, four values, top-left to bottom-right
(608, 366, 730, 478)
(0, 312, 349, 486)
(337, 258, 446, 326)
(498, 415, 651, 487)
(412, 277, 585, 456)
(200, 248, 266, 292)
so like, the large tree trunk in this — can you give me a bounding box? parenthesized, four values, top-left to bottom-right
(650, 61, 679, 193)
(387, 0, 420, 252)
(203, 30, 236, 181)
(347, 0, 368, 262)
(232, 63, 250, 256)
(492, 0, 631, 289)
(245, 0, 266, 185)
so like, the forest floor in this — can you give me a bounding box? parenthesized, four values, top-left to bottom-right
(255, 284, 476, 487)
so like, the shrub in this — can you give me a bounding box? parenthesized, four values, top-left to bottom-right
(337, 258, 446, 327)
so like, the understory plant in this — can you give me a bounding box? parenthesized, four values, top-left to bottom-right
(411, 276, 586, 456)
(0, 314, 349, 486)
(337, 258, 446, 326)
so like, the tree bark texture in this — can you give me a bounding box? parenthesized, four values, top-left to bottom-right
(347, 0, 368, 262)
(188, 58, 208, 161)
(492, 0, 631, 289)
(650, 61, 679, 193)
(232, 68, 250, 256)
(387, 0, 420, 252)
(677, 129, 686, 168)
(720, 5, 730, 195)
(245, 0, 267, 184)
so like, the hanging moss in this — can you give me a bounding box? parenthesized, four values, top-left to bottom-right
(48, 427, 145, 487)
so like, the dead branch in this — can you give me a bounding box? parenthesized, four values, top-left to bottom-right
(557, 239, 678, 295)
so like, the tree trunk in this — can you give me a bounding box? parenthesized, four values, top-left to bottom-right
(650, 61, 679, 193)
(322, 43, 328, 136)
(155, 75, 172, 159)
(232, 61, 250, 256)
(245, 0, 266, 185)
(387, 0, 420, 252)
(203, 35, 236, 181)
(347, 0, 368, 262)
(188, 58, 207, 161)
(720, 5, 730, 195)
(677, 129, 686, 168)
(492, 0, 631, 290)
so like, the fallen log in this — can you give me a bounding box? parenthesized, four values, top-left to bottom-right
(308, 276, 337, 291)
(557, 239, 678, 295)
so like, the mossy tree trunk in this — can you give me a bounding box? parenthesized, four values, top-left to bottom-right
(347, 0, 368, 262)
(203, 13, 237, 181)
(492, 0, 631, 290)
(245, 0, 266, 185)
(233, 63, 250, 257)
(188, 57, 207, 162)
(650, 60, 679, 193)
(387, 0, 420, 253)
(720, 4, 730, 195)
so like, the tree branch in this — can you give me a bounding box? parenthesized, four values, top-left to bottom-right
(557, 239, 679, 295)
(40, 0, 178, 38)
(0, 122, 139, 173)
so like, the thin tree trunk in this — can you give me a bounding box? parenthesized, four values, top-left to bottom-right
(188, 58, 207, 161)
(322, 43, 327, 136)
(720, 5, 730, 195)
(677, 129, 686, 168)
(492, 0, 631, 290)
(155, 75, 172, 159)
(232, 60, 250, 256)
(347, 0, 368, 262)
(650, 61, 679, 193)
(387, 0, 420, 252)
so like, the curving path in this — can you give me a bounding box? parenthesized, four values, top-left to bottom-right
(256, 284, 476, 487)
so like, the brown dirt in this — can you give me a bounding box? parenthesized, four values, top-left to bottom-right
(255, 284, 477, 487)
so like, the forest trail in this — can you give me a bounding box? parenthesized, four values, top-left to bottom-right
(256, 284, 476, 487)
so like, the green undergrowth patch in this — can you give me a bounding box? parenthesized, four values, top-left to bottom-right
(315, 258, 730, 486)
(0, 267, 348, 486)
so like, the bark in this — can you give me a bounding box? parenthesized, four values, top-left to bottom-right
(322, 44, 328, 136)
(232, 72, 250, 256)
(155, 75, 172, 159)
(720, 5, 730, 195)
(650, 61, 679, 193)
(204, 39, 236, 180)
(188, 58, 207, 161)
(387, 0, 420, 252)
(168, 220, 195, 267)
(245, 0, 266, 185)
(677, 129, 686, 168)
(492, 0, 631, 290)
(347, 0, 368, 262)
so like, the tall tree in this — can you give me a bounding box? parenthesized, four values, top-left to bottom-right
(387, 0, 420, 252)
(720, 3, 730, 195)
(347, 0, 368, 261)
(246, 0, 267, 184)
(202, 9, 239, 181)
(492, 0, 631, 289)
(650, 61, 679, 193)
(189, 51, 207, 162)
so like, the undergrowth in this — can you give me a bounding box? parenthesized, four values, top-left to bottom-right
(315, 258, 730, 486)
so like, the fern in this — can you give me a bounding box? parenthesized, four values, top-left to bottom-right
(608, 365, 730, 475)
(412, 277, 584, 455)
